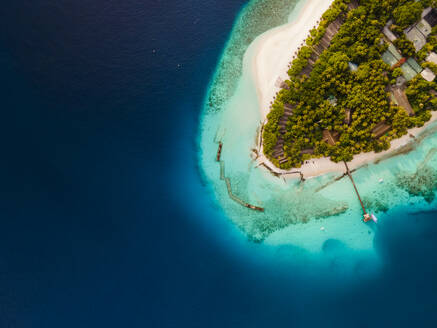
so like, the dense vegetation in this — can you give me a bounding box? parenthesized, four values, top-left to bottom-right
(263, 0, 437, 169)
(393, 1, 424, 30)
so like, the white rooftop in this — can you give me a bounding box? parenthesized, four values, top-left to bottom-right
(421, 67, 436, 82)
(426, 52, 437, 64)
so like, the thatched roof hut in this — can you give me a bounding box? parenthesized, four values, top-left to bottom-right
(391, 86, 415, 116)
(372, 121, 391, 138)
(322, 130, 340, 146)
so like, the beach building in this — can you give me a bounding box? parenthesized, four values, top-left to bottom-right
(391, 86, 415, 116)
(300, 148, 314, 155)
(381, 43, 422, 81)
(421, 67, 436, 81)
(401, 57, 423, 81)
(404, 26, 427, 51)
(426, 51, 437, 64)
(405, 8, 437, 51)
(382, 43, 402, 67)
(372, 121, 391, 138)
(322, 130, 340, 146)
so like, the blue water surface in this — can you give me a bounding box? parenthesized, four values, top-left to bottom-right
(0, 1, 437, 327)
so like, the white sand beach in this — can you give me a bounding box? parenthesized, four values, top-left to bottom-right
(249, 0, 437, 179)
(251, 0, 335, 119)
(296, 111, 437, 179)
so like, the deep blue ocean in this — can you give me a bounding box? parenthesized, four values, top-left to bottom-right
(1, 1, 437, 327)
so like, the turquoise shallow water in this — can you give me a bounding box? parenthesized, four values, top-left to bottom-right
(199, 0, 437, 267)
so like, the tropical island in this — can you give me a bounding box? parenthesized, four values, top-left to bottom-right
(262, 0, 437, 170)
(200, 0, 437, 244)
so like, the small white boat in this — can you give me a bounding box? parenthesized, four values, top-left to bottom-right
(378, 178, 384, 183)
(320, 227, 325, 231)
(371, 214, 378, 223)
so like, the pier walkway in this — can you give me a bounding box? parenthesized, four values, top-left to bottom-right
(216, 142, 264, 212)
(344, 161, 368, 218)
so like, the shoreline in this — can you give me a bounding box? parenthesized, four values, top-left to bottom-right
(251, 0, 334, 119)
(249, 0, 437, 179)
(256, 105, 437, 180)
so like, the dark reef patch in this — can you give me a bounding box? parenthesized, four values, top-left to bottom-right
(396, 147, 437, 203)
(396, 165, 437, 202)
(229, 187, 349, 242)
(363, 195, 390, 213)
(322, 239, 345, 253)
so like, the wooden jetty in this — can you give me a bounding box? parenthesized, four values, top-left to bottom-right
(216, 142, 264, 212)
(257, 162, 305, 182)
(245, 203, 264, 211)
(216, 142, 223, 162)
(344, 161, 370, 221)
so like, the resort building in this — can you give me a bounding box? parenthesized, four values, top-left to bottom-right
(405, 7, 437, 51)
(421, 67, 436, 82)
(426, 51, 437, 64)
(404, 25, 427, 51)
(382, 43, 402, 67)
(322, 130, 340, 146)
(381, 43, 423, 81)
(391, 85, 415, 116)
(372, 121, 391, 138)
(401, 57, 423, 81)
